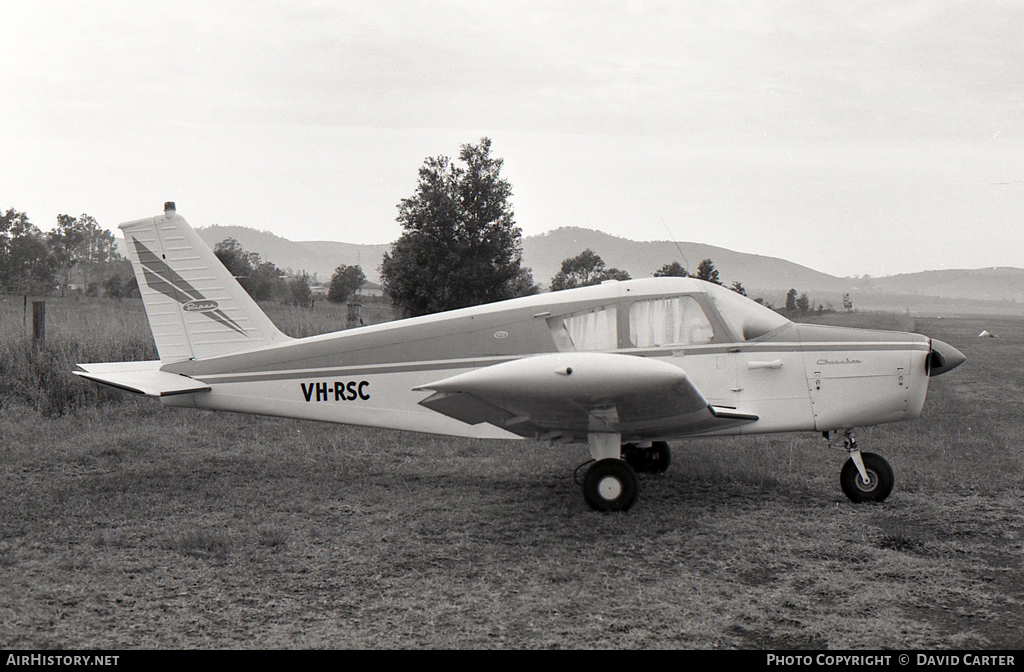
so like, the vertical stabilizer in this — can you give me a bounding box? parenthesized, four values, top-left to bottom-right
(120, 203, 291, 362)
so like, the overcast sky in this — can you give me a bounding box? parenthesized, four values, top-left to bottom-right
(3, 0, 1022, 278)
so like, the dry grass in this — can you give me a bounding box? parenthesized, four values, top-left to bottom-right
(0, 296, 156, 415)
(1, 299, 1022, 649)
(0, 296, 389, 415)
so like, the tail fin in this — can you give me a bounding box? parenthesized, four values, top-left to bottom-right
(121, 203, 291, 362)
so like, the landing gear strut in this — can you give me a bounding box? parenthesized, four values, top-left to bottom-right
(827, 430, 895, 503)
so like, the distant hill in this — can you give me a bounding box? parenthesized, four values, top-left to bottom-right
(130, 224, 1022, 316)
(195, 225, 392, 284)
(856, 268, 1024, 303)
(522, 227, 848, 295)
(191, 224, 850, 294)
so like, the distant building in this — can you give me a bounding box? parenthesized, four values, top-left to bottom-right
(358, 281, 384, 298)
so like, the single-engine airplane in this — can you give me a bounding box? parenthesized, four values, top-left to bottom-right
(76, 203, 965, 511)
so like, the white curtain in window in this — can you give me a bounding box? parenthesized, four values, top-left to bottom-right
(629, 296, 713, 347)
(549, 305, 618, 351)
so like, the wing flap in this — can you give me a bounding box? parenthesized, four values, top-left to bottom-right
(75, 361, 210, 397)
(417, 390, 518, 427)
(710, 406, 760, 421)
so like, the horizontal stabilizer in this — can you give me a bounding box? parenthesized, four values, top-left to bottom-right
(74, 361, 210, 397)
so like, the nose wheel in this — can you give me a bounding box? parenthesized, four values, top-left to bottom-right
(828, 430, 895, 503)
(840, 452, 894, 502)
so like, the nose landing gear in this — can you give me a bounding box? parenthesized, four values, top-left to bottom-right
(827, 430, 895, 503)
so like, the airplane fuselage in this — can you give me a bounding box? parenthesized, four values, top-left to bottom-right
(157, 278, 934, 443)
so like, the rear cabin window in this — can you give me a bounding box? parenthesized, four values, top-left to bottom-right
(628, 296, 714, 347)
(547, 305, 618, 351)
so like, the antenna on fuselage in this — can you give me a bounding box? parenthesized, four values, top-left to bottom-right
(659, 216, 691, 275)
(657, 215, 718, 315)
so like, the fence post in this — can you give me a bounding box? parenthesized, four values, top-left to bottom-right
(32, 300, 45, 346)
(346, 298, 362, 329)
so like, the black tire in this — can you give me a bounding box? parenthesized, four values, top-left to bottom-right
(583, 459, 638, 512)
(649, 441, 672, 473)
(623, 441, 672, 474)
(840, 452, 894, 503)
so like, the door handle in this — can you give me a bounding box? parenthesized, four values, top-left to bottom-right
(747, 360, 783, 370)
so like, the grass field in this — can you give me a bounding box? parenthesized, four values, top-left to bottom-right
(1, 297, 1022, 649)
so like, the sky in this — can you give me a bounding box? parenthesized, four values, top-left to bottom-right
(2, 0, 1022, 278)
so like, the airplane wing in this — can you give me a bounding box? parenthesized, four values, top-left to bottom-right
(415, 352, 757, 443)
(74, 361, 211, 397)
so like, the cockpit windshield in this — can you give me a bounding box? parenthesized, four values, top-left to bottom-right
(701, 282, 791, 341)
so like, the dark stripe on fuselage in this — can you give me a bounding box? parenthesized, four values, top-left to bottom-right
(191, 341, 930, 386)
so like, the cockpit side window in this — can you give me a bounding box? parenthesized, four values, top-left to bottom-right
(701, 283, 791, 341)
(628, 296, 714, 347)
(547, 304, 618, 351)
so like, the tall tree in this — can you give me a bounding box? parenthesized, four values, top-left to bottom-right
(327, 264, 366, 303)
(76, 214, 121, 290)
(785, 288, 798, 314)
(550, 249, 630, 291)
(214, 238, 283, 301)
(380, 138, 528, 317)
(48, 214, 122, 294)
(695, 258, 722, 285)
(653, 261, 688, 277)
(0, 209, 54, 294)
(48, 215, 85, 296)
(214, 238, 257, 279)
(510, 266, 542, 297)
(551, 249, 605, 290)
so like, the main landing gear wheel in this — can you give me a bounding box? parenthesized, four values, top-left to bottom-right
(583, 459, 638, 512)
(840, 452, 894, 503)
(623, 441, 672, 474)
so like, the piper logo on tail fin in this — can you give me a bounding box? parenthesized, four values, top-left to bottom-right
(131, 237, 249, 337)
(183, 300, 220, 313)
